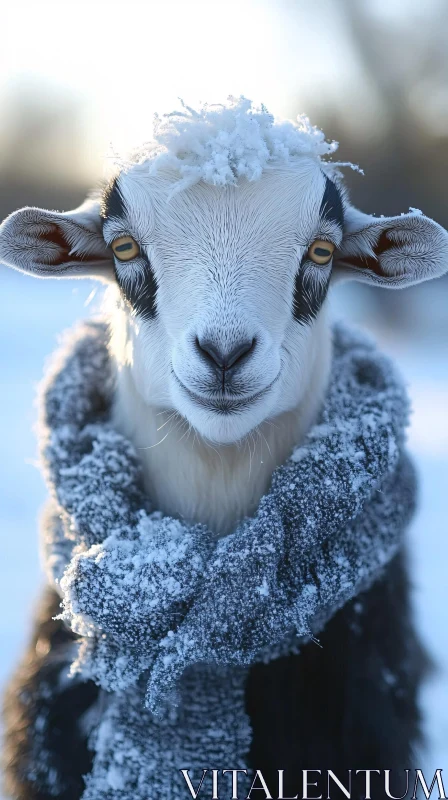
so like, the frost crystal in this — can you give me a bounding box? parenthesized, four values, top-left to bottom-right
(127, 96, 341, 193)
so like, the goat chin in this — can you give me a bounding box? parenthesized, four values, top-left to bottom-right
(111, 318, 332, 539)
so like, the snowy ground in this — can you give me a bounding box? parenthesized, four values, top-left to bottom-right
(0, 266, 446, 785)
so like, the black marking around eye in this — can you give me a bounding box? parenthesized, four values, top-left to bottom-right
(293, 264, 331, 325)
(100, 177, 126, 221)
(100, 178, 157, 319)
(114, 254, 158, 321)
(320, 176, 344, 229)
(292, 176, 342, 324)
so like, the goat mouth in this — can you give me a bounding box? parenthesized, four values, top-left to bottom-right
(172, 371, 280, 414)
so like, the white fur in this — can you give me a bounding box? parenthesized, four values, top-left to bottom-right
(111, 304, 332, 536)
(104, 162, 339, 439)
(103, 161, 336, 534)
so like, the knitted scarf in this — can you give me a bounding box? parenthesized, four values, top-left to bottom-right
(38, 320, 416, 800)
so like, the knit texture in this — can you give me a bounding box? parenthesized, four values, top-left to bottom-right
(38, 320, 416, 799)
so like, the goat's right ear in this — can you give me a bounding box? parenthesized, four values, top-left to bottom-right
(0, 199, 114, 282)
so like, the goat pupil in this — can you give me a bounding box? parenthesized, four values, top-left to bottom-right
(116, 242, 132, 252)
(315, 247, 330, 256)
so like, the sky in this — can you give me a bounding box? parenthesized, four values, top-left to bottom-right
(0, 0, 392, 181)
(1, 0, 446, 187)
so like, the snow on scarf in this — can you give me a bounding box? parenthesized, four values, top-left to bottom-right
(39, 319, 416, 799)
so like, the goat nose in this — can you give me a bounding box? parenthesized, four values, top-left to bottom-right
(195, 337, 256, 370)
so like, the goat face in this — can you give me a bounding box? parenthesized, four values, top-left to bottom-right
(101, 159, 341, 443)
(1, 155, 447, 446)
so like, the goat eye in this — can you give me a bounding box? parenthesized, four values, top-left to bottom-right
(308, 240, 335, 265)
(111, 235, 140, 262)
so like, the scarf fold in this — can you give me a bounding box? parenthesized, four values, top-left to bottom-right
(38, 319, 416, 798)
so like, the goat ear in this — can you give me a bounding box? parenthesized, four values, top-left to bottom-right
(333, 205, 448, 288)
(0, 199, 114, 282)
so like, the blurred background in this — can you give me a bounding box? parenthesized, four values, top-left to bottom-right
(0, 0, 447, 783)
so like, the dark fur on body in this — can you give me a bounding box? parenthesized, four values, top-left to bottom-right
(246, 551, 430, 798)
(2, 551, 428, 800)
(2, 588, 99, 800)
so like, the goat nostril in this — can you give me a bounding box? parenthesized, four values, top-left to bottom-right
(195, 337, 225, 368)
(195, 337, 256, 370)
(225, 338, 256, 369)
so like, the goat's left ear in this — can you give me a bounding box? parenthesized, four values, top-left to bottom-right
(333, 205, 448, 288)
(0, 199, 114, 282)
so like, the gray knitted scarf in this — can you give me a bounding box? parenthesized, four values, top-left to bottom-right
(38, 319, 416, 800)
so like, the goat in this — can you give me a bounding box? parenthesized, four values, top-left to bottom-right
(1, 99, 446, 799)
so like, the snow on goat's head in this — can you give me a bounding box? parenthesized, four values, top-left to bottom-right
(1, 97, 448, 445)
